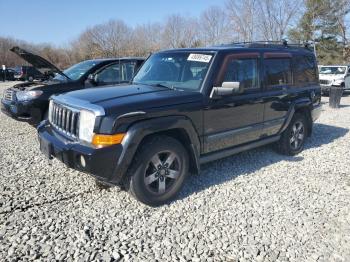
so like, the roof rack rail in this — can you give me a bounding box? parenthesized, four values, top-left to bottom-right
(221, 40, 313, 51)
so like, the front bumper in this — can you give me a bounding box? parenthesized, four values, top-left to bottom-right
(1, 98, 42, 125)
(37, 121, 124, 184)
(321, 85, 345, 93)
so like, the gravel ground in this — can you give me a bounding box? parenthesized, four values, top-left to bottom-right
(0, 81, 349, 262)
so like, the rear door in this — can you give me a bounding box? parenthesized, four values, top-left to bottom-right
(203, 52, 265, 153)
(261, 53, 293, 136)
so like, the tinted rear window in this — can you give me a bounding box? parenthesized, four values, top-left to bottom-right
(265, 58, 292, 87)
(293, 55, 318, 85)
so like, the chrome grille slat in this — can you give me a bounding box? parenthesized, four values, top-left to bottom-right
(66, 110, 71, 133)
(49, 102, 79, 138)
(53, 106, 57, 125)
(56, 107, 60, 127)
(58, 107, 62, 129)
(55, 106, 59, 126)
(71, 112, 76, 135)
(62, 108, 66, 131)
(60, 107, 63, 129)
(52, 105, 56, 124)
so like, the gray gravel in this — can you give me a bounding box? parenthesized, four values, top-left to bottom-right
(0, 81, 349, 261)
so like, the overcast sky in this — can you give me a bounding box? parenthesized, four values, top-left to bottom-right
(0, 0, 226, 46)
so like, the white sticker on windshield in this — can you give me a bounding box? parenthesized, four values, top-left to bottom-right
(187, 53, 212, 63)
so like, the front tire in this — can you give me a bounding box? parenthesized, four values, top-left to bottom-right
(277, 113, 308, 155)
(126, 136, 189, 206)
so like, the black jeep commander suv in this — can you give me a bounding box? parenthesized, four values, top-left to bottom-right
(38, 42, 322, 206)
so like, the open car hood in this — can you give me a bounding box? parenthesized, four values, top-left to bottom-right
(10, 46, 70, 80)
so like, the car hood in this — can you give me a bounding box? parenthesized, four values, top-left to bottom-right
(55, 84, 203, 113)
(10, 79, 65, 91)
(10, 46, 70, 80)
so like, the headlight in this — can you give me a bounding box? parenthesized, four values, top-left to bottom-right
(16, 90, 43, 101)
(79, 110, 96, 143)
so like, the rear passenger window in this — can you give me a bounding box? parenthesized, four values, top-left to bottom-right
(265, 58, 292, 87)
(223, 58, 258, 90)
(293, 55, 318, 85)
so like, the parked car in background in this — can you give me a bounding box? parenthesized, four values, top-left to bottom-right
(37, 42, 321, 206)
(0, 68, 15, 81)
(319, 65, 350, 95)
(1, 47, 145, 126)
(13, 65, 47, 81)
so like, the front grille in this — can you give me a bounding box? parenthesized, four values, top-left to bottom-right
(49, 102, 80, 138)
(320, 79, 330, 85)
(3, 89, 14, 101)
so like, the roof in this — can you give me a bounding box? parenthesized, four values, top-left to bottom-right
(85, 57, 145, 62)
(160, 41, 314, 54)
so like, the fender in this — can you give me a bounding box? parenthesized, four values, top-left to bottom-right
(278, 97, 312, 134)
(110, 116, 201, 184)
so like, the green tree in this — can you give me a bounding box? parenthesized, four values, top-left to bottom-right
(289, 0, 350, 64)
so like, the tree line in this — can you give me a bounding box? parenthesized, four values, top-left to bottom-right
(0, 0, 349, 69)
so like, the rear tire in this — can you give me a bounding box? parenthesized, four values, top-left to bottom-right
(277, 113, 308, 155)
(125, 135, 189, 206)
(28, 76, 34, 82)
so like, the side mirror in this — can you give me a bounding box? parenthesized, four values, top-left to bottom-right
(210, 81, 243, 99)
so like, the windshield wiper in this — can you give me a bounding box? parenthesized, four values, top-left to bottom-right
(152, 83, 177, 90)
(132, 81, 178, 90)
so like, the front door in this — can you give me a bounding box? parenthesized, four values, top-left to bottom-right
(203, 53, 265, 153)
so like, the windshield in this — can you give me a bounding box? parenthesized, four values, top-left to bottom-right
(319, 66, 347, 75)
(53, 60, 99, 81)
(133, 52, 214, 91)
